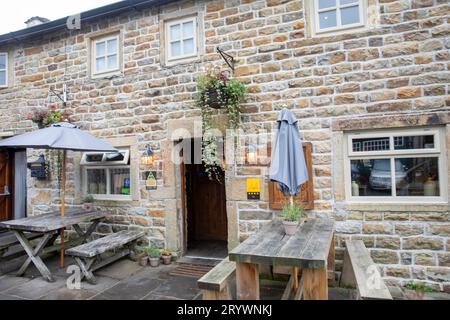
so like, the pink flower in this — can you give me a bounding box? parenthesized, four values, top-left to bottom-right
(50, 105, 56, 109)
(25, 114, 33, 120)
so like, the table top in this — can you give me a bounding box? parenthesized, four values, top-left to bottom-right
(0, 209, 109, 233)
(229, 218, 335, 269)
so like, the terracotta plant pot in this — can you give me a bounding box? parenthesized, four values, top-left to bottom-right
(207, 87, 222, 109)
(138, 256, 148, 267)
(162, 255, 172, 265)
(82, 203, 93, 211)
(283, 220, 299, 236)
(149, 257, 160, 267)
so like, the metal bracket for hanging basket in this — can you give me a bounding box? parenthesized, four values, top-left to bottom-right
(216, 47, 235, 71)
(49, 84, 67, 107)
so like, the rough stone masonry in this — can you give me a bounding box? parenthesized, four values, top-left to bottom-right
(0, 0, 449, 291)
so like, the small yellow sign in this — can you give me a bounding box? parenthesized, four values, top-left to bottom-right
(246, 178, 261, 200)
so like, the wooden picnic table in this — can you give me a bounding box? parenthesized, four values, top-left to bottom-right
(0, 208, 109, 282)
(229, 218, 335, 300)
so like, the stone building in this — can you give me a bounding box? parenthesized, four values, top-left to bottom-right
(0, 0, 449, 291)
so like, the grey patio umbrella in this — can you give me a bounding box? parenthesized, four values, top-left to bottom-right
(269, 108, 308, 204)
(0, 122, 117, 267)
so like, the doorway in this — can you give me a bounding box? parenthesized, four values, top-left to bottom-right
(183, 140, 228, 260)
(0, 150, 14, 221)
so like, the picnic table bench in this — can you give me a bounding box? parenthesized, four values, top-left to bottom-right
(0, 209, 109, 282)
(198, 257, 236, 300)
(66, 230, 144, 284)
(229, 218, 335, 300)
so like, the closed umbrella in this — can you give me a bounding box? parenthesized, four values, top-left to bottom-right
(0, 122, 117, 267)
(269, 108, 308, 203)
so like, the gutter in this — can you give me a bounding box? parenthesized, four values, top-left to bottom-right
(0, 0, 178, 46)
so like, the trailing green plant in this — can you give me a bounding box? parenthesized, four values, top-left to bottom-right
(405, 281, 434, 292)
(43, 149, 64, 191)
(195, 66, 246, 180)
(147, 245, 161, 259)
(282, 202, 304, 222)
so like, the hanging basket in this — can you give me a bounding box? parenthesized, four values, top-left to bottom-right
(207, 87, 222, 109)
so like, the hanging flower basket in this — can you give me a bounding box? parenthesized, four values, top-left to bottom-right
(207, 87, 222, 109)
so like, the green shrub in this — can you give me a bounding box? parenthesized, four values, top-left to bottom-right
(282, 203, 303, 222)
(147, 245, 161, 258)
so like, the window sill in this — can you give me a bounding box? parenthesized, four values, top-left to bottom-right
(338, 201, 449, 212)
(91, 70, 122, 80)
(163, 56, 201, 68)
(311, 25, 369, 38)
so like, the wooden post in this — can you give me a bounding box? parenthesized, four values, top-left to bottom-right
(236, 262, 259, 300)
(60, 150, 66, 268)
(302, 267, 328, 300)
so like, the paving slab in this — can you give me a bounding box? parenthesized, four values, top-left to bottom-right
(151, 275, 200, 300)
(0, 292, 27, 300)
(144, 293, 182, 300)
(91, 272, 163, 300)
(0, 275, 31, 291)
(4, 276, 66, 300)
(135, 264, 178, 280)
(40, 287, 99, 300)
(95, 259, 143, 280)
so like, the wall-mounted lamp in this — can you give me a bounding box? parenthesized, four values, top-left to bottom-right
(246, 145, 258, 164)
(141, 144, 155, 166)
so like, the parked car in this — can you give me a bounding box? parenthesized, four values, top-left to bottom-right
(369, 159, 407, 190)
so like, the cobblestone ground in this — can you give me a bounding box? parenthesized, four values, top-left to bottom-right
(0, 256, 449, 300)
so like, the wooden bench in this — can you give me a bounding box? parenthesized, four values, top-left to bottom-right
(0, 231, 44, 261)
(341, 240, 392, 300)
(198, 257, 236, 300)
(66, 230, 144, 284)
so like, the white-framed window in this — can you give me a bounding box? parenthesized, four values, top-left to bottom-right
(344, 127, 447, 203)
(0, 52, 7, 88)
(165, 16, 197, 62)
(92, 34, 120, 75)
(312, 0, 366, 35)
(81, 149, 131, 200)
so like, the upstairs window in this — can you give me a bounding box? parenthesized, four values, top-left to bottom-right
(92, 34, 120, 76)
(345, 128, 447, 202)
(81, 149, 131, 200)
(165, 16, 198, 63)
(312, 0, 366, 35)
(0, 52, 7, 88)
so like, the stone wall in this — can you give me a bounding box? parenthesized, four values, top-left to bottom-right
(0, 0, 449, 290)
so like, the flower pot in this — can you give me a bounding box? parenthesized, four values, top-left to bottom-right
(162, 255, 172, 265)
(82, 203, 93, 211)
(138, 256, 148, 267)
(207, 88, 222, 109)
(404, 289, 424, 300)
(149, 257, 160, 267)
(283, 220, 299, 236)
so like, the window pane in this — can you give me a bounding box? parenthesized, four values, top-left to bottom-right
(319, 10, 337, 29)
(87, 169, 107, 194)
(0, 71, 5, 86)
(341, 5, 360, 25)
(107, 38, 118, 55)
(106, 152, 125, 162)
(319, 0, 336, 9)
(0, 55, 5, 69)
(352, 137, 390, 152)
(170, 24, 181, 40)
(96, 57, 106, 72)
(396, 158, 440, 196)
(171, 41, 181, 57)
(182, 21, 194, 38)
(110, 168, 131, 195)
(351, 159, 392, 196)
(340, 0, 358, 5)
(107, 54, 117, 69)
(183, 38, 195, 55)
(86, 153, 103, 162)
(96, 41, 106, 57)
(394, 135, 435, 150)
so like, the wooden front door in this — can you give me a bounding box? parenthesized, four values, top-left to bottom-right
(185, 163, 228, 242)
(0, 151, 13, 221)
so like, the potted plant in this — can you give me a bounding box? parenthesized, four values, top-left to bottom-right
(81, 194, 95, 211)
(195, 65, 246, 181)
(147, 245, 161, 267)
(136, 247, 148, 267)
(161, 249, 172, 265)
(404, 281, 433, 300)
(282, 202, 304, 236)
(26, 105, 70, 128)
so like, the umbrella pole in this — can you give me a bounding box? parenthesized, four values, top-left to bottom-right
(60, 150, 66, 268)
(289, 195, 299, 291)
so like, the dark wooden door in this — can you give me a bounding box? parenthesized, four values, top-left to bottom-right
(186, 164, 227, 242)
(0, 151, 13, 222)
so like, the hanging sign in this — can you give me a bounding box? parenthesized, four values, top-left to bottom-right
(144, 171, 157, 190)
(246, 178, 260, 200)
